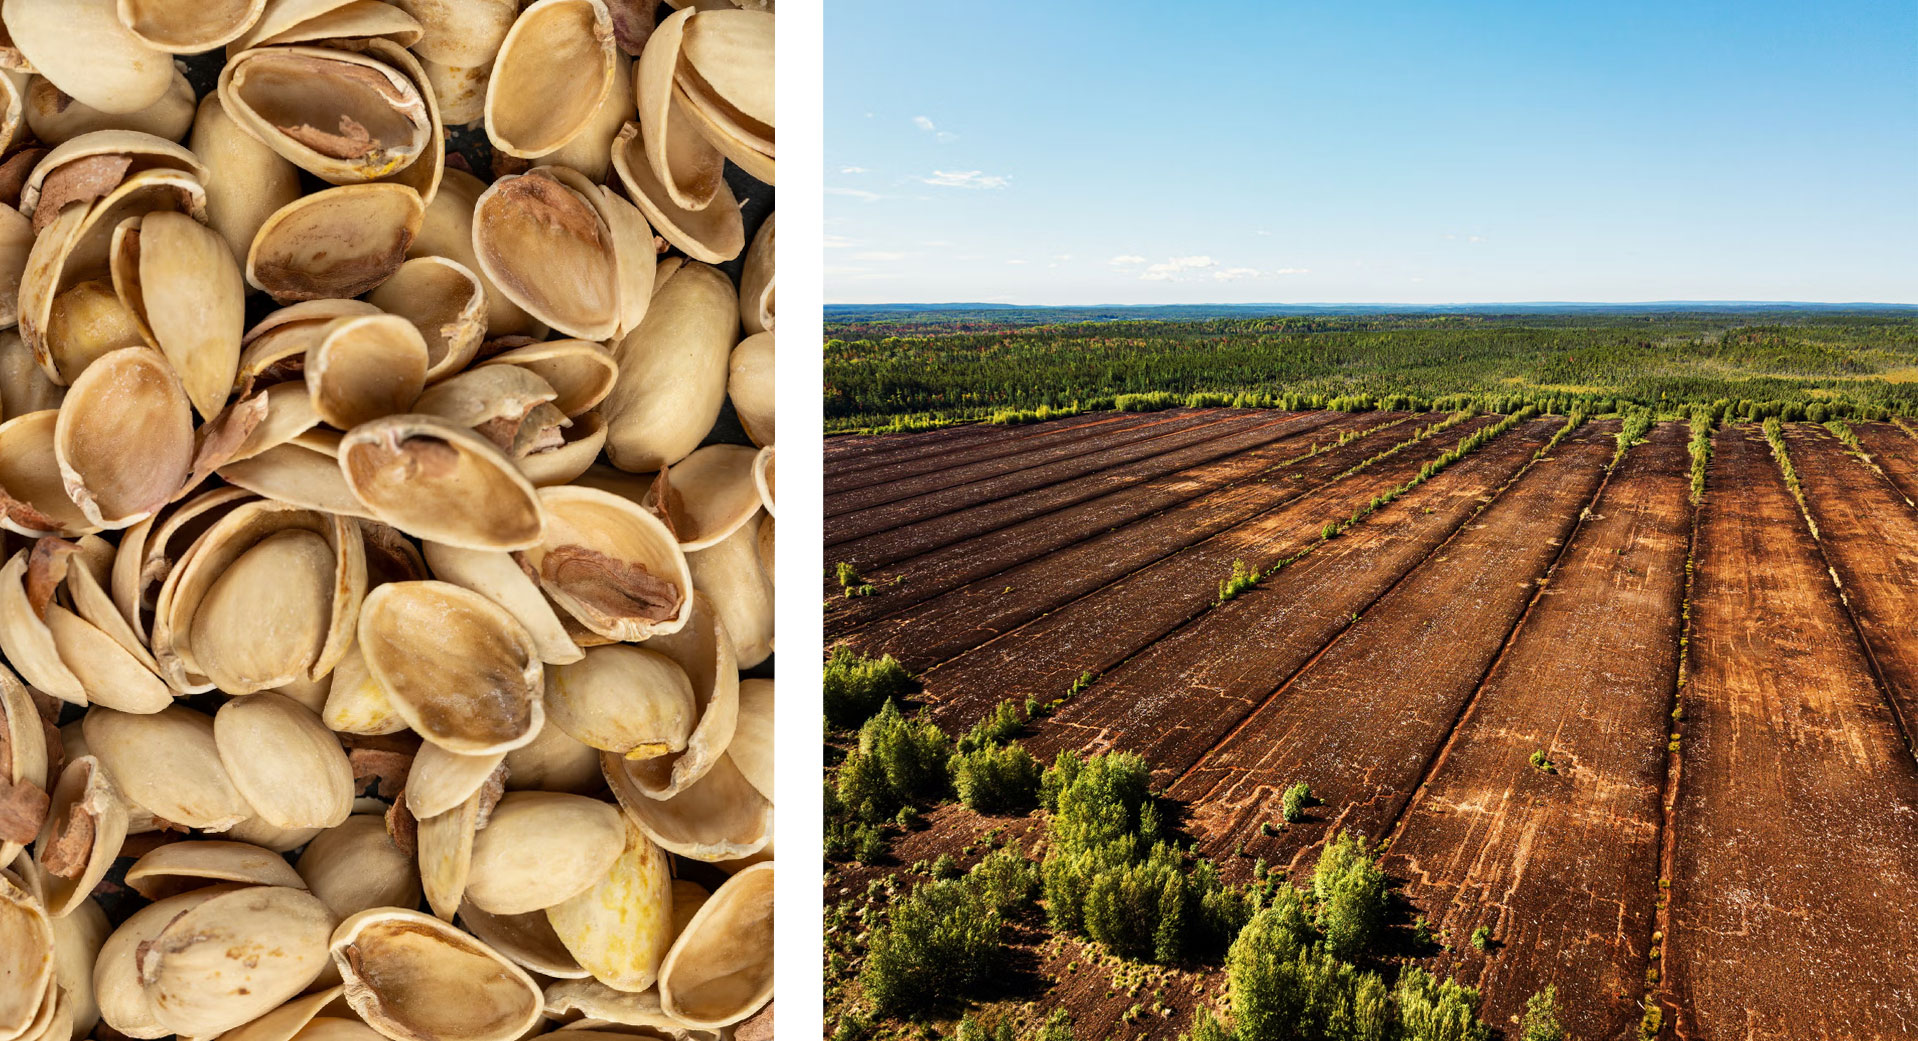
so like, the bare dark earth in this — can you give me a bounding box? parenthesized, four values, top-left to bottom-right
(824, 409, 1130, 474)
(1844, 421, 1918, 507)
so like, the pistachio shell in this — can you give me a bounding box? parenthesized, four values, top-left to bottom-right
(657, 862, 771, 1029)
(484, 0, 617, 159)
(0, 411, 97, 537)
(622, 592, 735, 799)
(677, 9, 772, 131)
(478, 340, 617, 419)
(48, 895, 107, 1038)
(728, 332, 772, 447)
(24, 65, 194, 145)
(610, 120, 743, 265)
(605, 750, 767, 862)
(522, 485, 692, 642)
(330, 908, 542, 1041)
(687, 512, 772, 669)
(366, 256, 486, 382)
(123, 839, 307, 901)
(294, 814, 419, 920)
(420, 541, 582, 666)
(410, 364, 556, 432)
(417, 786, 481, 921)
(213, 693, 353, 830)
(220, 815, 324, 854)
(458, 902, 587, 980)
(633, 8, 722, 210)
(137, 885, 335, 1037)
(416, 58, 489, 128)
(338, 414, 545, 552)
(2, 0, 173, 115)
(0, 332, 64, 418)
(218, 45, 432, 185)
(731, 679, 771, 800)
(246, 183, 424, 302)
(234, 298, 380, 393)
(672, 81, 771, 185)
(0, 205, 33, 330)
(96, 885, 238, 1038)
(738, 212, 772, 335)
(546, 645, 695, 757)
(218, 443, 380, 521)
(752, 445, 774, 517)
(539, 52, 633, 184)
(30, 756, 125, 920)
(231, 0, 424, 52)
(54, 346, 193, 528)
(519, 413, 608, 488)
(538, 984, 697, 1035)
(82, 706, 252, 831)
(109, 210, 246, 420)
(17, 130, 207, 219)
(471, 169, 620, 342)
(405, 744, 506, 819)
(501, 718, 602, 795)
(0, 665, 50, 866)
(118, 0, 266, 52)
(304, 314, 427, 429)
(545, 815, 672, 993)
(407, 168, 543, 339)
(653, 444, 760, 551)
(109, 486, 254, 640)
(600, 261, 735, 473)
(357, 580, 544, 754)
(318, 640, 406, 735)
(206, 985, 342, 1041)
(189, 94, 303, 272)
(393, 0, 516, 68)
(41, 277, 148, 388)
(465, 792, 623, 915)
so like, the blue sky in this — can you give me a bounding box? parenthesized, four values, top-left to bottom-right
(826, 0, 1917, 304)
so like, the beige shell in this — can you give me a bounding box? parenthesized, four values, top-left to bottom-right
(501, 716, 602, 795)
(1, 0, 174, 115)
(247, 183, 424, 302)
(0, 332, 64, 418)
(119, 0, 266, 51)
(137, 885, 335, 1037)
(653, 443, 761, 551)
(0, 410, 97, 537)
(538, 985, 706, 1036)
(205, 985, 342, 1041)
(484, 0, 617, 159)
(0, 70, 22, 160)
(417, 57, 489, 128)
(601, 261, 735, 473)
(304, 314, 428, 429)
(338, 414, 545, 551)
(0, 666, 50, 866)
(230, 0, 425, 52)
(519, 412, 608, 488)
(16, 129, 206, 222)
(408, 168, 543, 339)
(634, 8, 722, 210)
(471, 168, 621, 342)
(458, 902, 587, 979)
(417, 783, 482, 921)
(108, 210, 246, 420)
(753, 445, 774, 518)
(366, 256, 486, 382)
(32, 755, 128, 917)
(123, 839, 307, 901)
(465, 791, 624, 915)
(657, 862, 772, 1029)
(546, 644, 696, 758)
(218, 45, 431, 186)
(331, 908, 542, 1041)
(732, 678, 771, 800)
(477, 340, 617, 419)
(545, 814, 673, 993)
(618, 591, 735, 799)
(539, 51, 634, 184)
(233, 297, 382, 394)
(410, 364, 556, 433)
(24, 65, 195, 146)
(677, 9, 772, 134)
(49, 895, 108, 1039)
(222, 814, 325, 854)
(357, 580, 544, 754)
(213, 693, 354, 829)
(688, 511, 773, 669)
(728, 332, 772, 448)
(674, 80, 771, 185)
(394, 0, 516, 68)
(317, 640, 406, 736)
(295, 813, 420, 920)
(405, 743, 506, 819)
(610, 120, 743, 265)
(95, 884, 237, 1038)
(186, 94, 300, 272)
(522, 485, 693, 642)
(420, 540, 582, 666)
(738, 212, 772, 334)
(109, 486, 254, 642)
(81, 706, 252, 831)
(606, 748, 767, 862)
(54, 346, 193, 529)
(217, 442, 380, 521)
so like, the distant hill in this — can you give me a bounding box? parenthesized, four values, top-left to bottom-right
(825, 301, 1918, 327)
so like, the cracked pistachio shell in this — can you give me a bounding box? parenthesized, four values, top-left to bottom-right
(545, 815, 672, 993)
(137, 885, 335, 1037)
(0, 410, 97, 538)
(0, 666, 49, 866)
(156, 500, 365, 695)
(108, 210, 246, 420)
(618, 591, 734, 799)
(465, 792, 623, 915)
(408, 168, 543, 340)
(657, 862, 771, 1030)
(729, 332, 772, 448)
(753, 446, 774, 518)
(24, 65, 195, 146)
(319, 641, 406, 736)
(54, 346, 193, 529)
(366, 256, 486, 382)
(537, 985, 711, 1037)
(0, 73, 20, 161)
(229, 0, 423, 52)
(2, 0, 172, 115)
(518, 412, 607, 488)
(190, 93, 302, 269)
(218, 45, 430, 186)
(420, 541, 582, 666)
(410, 364, 556, 432)
(416, 57, 488, 128)
(246, 183, 423, 303)
(610, 120, 742, 265)
(331, 909, 541, 1041)
(394, 0, 515, 68)
(234, 298, 382, 394)
(501, 716, 602, 795)
(338, 414, 544, 551)
(540, 50, 633, 184)
(484, 0, 616, 159)
(49, 895, 107, 1039)
(304, 314, 428, 429)
(217, 442, 380, 522)
(96, 884, 239, 1038)
(418, 783, 482, 921)
(295, 814, 420, 920)
(118, 0, 267, 51)
(546, 645, 695, 758)
(221, 815, 324, 854)
(600, 260, 735, 473)
(123, 839, 306, 902)
(0, 204, 32, 330)
(738, 212, 772, 334)
(471, 169, 619, 342)
(606, 749, 767, 862)
(0, 863, 54, 1041)
(32, 755, 128, 918)
(16, 130, 206, 220)
(634, 7, 721, 211)
(205, 985, 342, 1041)
(357, 580, 544, 754)
(0, 332, 64, 418)
(653, 443, 760, 551)
(109, 486, 254, 641)
(477, 340, 617, 419)
(731, 678, 771, 800)
(213, 693, 353, 830)
(687, 511, 772, 669)
(522, 485, 692, 642)
(459, 902, 586, 979)
(406, 744, 506, 820)
(677, 8, 771, 133)
(82, 706, 252, 831)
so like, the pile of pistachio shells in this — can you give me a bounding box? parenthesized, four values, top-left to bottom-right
(0, 1, 775, 1039)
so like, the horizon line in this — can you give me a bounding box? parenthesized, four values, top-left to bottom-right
(825, 299, 1918, 309)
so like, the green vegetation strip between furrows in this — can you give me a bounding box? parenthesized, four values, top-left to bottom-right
(1761, 417, 1819, 539)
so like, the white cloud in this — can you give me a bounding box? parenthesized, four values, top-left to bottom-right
(1213, 267, 1261, 281)
(826, 186, 885, 201)
(1139, 256, 1218, 281)
(840, 166, 869, 174)
(1108, 254, 1147, 266)
(935, 131, 958, 142)
(913, 115, 936, 131)
(854, 251, 908, 261)
(1273, 267, 1310, 275)
(1052, 253, 1073, 261)
(920, 170, 1008, 189)
(824, 234, 857, 249)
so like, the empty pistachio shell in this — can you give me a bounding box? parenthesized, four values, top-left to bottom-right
(687, 512, 772, 669)
(420, 540, 582, 666)
(633, 8, 722, 210)
(137, 885, 335, 1037)
(620, 591, 735, 799)
(213, 693, 354, 830)
(478, 340, 617, 419)
(729, 332, 772, 447)
(418, 782, 484, 922)
(218, 443, 381, 522)
(206, 985, 343, 1041)
(230, 0, 424, 52)
(522, 485, 692, 642)
(305, 314, 428, 429)
(0, 332, 64, 418)
(459, 902, 587, 980)
(406, 744, 506, 820)
(109, 486, 254, 642)
(601, 261, 735, 473)
(366, 256, 486, 382)
(465, 791, 623, 914)
(0, 856, 55, 1030)
(218, 45, 432, 186)
(546, 645, 695, 757)
(606, 750, 768, 862)
(654, 444, 761, 550)
(540, 52, 634, 184)
(332, 909, 542, 1041)
(501, 717, 602, 795)
(17, 129, 207, 221)
(753, 446, 775, 517)
(610, 120, 743, 265)
(119, 0, 267, 52)
(416, 57, 489, 128)
(296, 814, 420, 920)
(0, 411, 97, 537)
(123, 839, 307, 901)
(24, 63, 194, 148)
(338, 414, 545, 551)
(738, 212, 772, 334)
(221, 815, 325, 854)
(54, 346, 194, 529)
(407, 168, 544, 339)
(83, 706, 252, 831)
(357, 580, 544, 754)
(732, 678, 771, 800)
(545, 815, 673, 993)
(32, 755, 128, 917)
(49, 895, 107, 1039)
(246, 183, 424, 302)
(657, 862, 771, 1029)
(471, 168, 621, 342)
(96, 885, 238, 1038)
(109, 210, 246, 420)
(484, 0, 617, 159)
(2, 0, 174, 115)
(394, 0, 515, 68)
(538, 984, 702, 1035)
(0, 665, 50, 866)
(318, 640, 406, 736)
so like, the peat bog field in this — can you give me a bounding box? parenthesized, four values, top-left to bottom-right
(823, 405, 1918, 1039)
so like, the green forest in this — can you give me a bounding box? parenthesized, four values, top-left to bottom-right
(823, 309, 1918, 432)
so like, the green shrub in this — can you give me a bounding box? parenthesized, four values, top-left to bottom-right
(1312, 831, 1389, 962)
(859, 878, 1003, 1017)
(1394, 967, 1491, 1041)
(835, 700, 951, 820)
(823, 647, 911, 728)
(1281, 782, 1312, 823)
(956, 700, 1025, 752)
(1469, 925, 1491, 951)
(1529, 749, 1557, 774)
(1032, 1009, 1075, 1041)
(1521, 986, 1565, 1041)
(950, 742, 1043, 813)
(969, 846, 1039, 915)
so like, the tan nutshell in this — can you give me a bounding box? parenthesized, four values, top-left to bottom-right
(657, 861, 772, 1028)
(653, 443, 762, 550)
(213, 692, 355, 829)
(600, 260, 736, 472)
(24, 65, 196, 146)
(618, 591, 736, 799)
(407, 168, 543, 339)
(331, 908, 543, 1041)
(738, 211, 773, 334)
(485, 0, 617, 159)
(82, 706, 252, 831)
(521, 485, 693, 642)
(190, 93, 303, 267)
(545, 814, 674, 993)
(366, 256, 487, 382)
(731, 678, 772, 799)
(123, 839, 307, 901)
(53, 346, 194, 529)
(338, 414, 545, 551)
(109, 210, 247, 420)
(357, 580, 544, 754)
(246, 183, 423, 302)
(545, 644, 696, 757)
(137, 885, 335, 1037)
(471, 168, 621, 342)
(32, 755, 129, 917)
(2, 0, 174, 115)
(458, 902, 587, 979)
(218, 45, 432, 186)
(729, 332, 773, 447)
(465, 791, 624, 914)
(304, 314, 428, 429)
(0, 873, 54, 1040)
(95, 885, 238, 1038)
(688, 511, 773, 669)
(118, 0, 267, 52)
(296, 813, 421, 920)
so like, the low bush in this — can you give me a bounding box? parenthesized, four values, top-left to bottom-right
(950, 741, 1043, 813)
(836, 700, 951, 821)
(823, 646, 912, 728)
